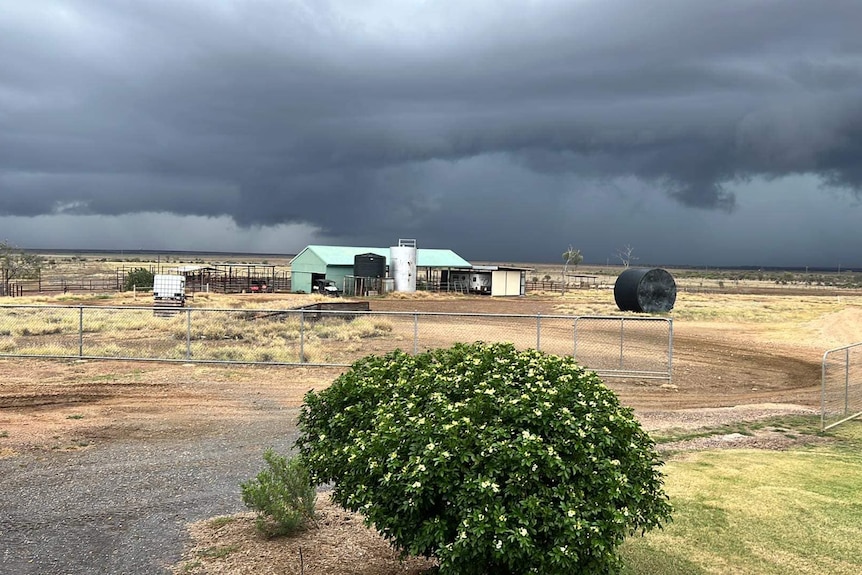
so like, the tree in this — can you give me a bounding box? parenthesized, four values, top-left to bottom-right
(561, 245, 583, 294)
(616, 244, 638, 268)
(1, 241, 42, 296)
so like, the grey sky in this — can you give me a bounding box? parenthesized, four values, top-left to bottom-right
(1, 0, 861, 266)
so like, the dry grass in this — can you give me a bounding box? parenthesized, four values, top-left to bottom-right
(670, 292, 854, 323)
(0, 296, 400, 365)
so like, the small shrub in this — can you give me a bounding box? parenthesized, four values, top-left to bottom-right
(240, 449, 317, 537)
(123, 267, 154, 291)
(298, 342, 672, 575)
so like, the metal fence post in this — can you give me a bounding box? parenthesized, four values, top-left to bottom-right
(536, 313, 541, 351)
(413, 313, 418, 355)
(846, 348, 850, 415)
(300, 311, 305, 363)
(821, 352, 827, 430)
(619, 318, 625, 369)
(572, 317, 578, 360)
(186, 309, 192, 360)
(667, 319, 674, 383)
(78, 306, 84, 358)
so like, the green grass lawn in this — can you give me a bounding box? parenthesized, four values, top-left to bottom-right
(620, 420, 862, 575)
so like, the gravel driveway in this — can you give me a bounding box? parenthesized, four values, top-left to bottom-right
(0, 410, 300, 575)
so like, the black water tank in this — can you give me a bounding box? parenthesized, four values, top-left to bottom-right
(354, 253, 386, 278)
(614, 268, 677, 313)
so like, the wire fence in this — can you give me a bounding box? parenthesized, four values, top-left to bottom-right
(821, 342, 862, 430)
(0, 305, 672, 381)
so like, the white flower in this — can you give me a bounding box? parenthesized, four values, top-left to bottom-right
(412, 481, 422, 489)
(495, 539, 503, 549)
(519, 527, 528, 537)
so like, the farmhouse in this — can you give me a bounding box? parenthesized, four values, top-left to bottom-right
(290, 244, 528, 296)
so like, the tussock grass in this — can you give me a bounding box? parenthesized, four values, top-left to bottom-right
(0, 337, 15, 353)
(621, 420, 862, 575)
(309, 317, 393, 341)
(13, 345, 75, 357)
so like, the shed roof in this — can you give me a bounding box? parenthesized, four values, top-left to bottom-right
(293, 245, 471, 268)
(171, 265, 218, 273)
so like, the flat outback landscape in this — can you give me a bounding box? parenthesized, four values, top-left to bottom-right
(2, 256, 862, 574)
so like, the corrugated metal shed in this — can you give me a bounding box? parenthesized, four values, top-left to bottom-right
(292, 245, 471, 268)
(292, 246, 387, 266)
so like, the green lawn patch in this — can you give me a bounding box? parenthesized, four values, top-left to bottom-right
(621, 421, 862, 574)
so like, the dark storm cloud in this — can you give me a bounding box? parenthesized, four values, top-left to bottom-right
(1, 0, 861, 259)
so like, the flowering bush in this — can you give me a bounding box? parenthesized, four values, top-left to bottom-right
(297, 342, 671, 574)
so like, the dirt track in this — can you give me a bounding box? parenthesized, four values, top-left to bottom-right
(0, 293, 840, 574)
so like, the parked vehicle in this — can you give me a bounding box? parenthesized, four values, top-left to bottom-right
(312, 279, 341, 297)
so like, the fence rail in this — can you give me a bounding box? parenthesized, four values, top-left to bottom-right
(821, 342, 862, 430)
(0, 305, 672, 381)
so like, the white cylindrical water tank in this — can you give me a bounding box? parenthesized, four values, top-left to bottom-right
(390, 240, 417, 292)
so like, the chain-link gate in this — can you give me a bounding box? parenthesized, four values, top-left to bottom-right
(822, 342, 862, 430)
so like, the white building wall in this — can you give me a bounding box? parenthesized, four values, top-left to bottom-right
(491, 270, 524, 296)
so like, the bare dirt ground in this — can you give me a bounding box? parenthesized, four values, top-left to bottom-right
(1, 291, 857, 574)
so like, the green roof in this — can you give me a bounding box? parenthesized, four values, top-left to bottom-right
(294, 245, 471, 268)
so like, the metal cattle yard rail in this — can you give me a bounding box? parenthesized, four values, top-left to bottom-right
(0, 305, 673, 382)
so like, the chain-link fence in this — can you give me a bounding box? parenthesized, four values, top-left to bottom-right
(0, 305, 672, 381)
(821, 342, 862, 430)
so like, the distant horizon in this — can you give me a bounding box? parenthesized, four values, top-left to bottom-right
(18, 246, 861, 273)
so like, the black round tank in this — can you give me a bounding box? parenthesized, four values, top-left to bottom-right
(354, 253, 386, 278)
(614, 268, 677, 313)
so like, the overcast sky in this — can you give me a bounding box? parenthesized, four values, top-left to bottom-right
(2, 0, 861, 267)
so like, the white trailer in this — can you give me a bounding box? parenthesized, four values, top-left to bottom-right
(153, 274, 186, 304)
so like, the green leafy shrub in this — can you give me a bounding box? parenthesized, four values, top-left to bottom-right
(240, 449, 317, 537)
(297, 342, 672, 574)
(123, 267, 154, 291)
